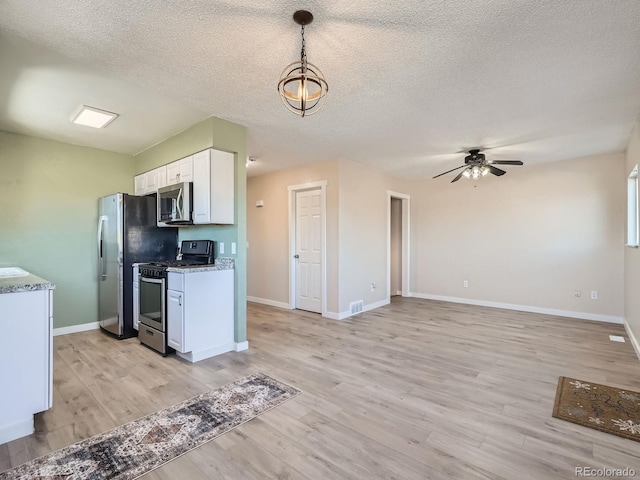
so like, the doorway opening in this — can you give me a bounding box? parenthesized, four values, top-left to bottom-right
(387, 191, 410, 301)
(288, 181, 327, 316)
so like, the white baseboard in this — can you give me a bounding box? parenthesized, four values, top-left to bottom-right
(408, 292, 624, 324)
(623, 319, 640, 362)
(247, 296, 291, 310)
(326, 298, 391, 321)
(176, 342, 236, 363)
(53, 321, 100, 337)
(234, 341, 249, 352)
(0, 417, 33, 445)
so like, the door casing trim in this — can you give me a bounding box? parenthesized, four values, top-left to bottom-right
(288, 181, 328, 317)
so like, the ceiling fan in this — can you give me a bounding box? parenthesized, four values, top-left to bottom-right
(433, 149, 523, 183)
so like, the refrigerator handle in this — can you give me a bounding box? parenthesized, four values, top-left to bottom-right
(97, 215, 107, 280)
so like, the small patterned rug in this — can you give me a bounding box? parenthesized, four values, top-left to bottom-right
(552, 376, 640, 442)
(0, 373, 300, 480)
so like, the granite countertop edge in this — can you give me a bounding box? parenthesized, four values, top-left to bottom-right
(167, 257, 235, 273)
(0, 272, 56, 295)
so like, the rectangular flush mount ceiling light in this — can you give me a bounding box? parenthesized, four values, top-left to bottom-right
(71, 105, 119, 128)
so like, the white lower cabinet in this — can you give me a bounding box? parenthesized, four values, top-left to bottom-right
(167, 289, 184, 351)
(166, 269, 234, 362)
(0, 288, 53, 445)
(133, 265, 139, 331)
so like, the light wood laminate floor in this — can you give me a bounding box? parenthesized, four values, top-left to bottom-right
(2, 297, 640, 479)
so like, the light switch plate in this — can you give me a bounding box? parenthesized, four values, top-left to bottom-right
(231, 242, 236, 255)
(219, 242, 225, 254)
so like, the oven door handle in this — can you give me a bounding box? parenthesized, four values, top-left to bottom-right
(140, 277, 164, 285)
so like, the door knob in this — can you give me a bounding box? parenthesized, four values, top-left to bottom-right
(293, 254, 299, 258)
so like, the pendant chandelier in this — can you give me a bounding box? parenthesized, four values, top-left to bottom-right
(277, 10, 329, 117)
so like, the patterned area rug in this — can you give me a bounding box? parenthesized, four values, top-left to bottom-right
(552, 376, 640, 442)
(0, 373, 300, 480)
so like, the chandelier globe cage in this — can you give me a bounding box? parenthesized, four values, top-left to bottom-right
(277, 10, 329, 117)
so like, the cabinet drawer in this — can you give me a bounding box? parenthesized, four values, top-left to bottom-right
(167, 272, 184, 292)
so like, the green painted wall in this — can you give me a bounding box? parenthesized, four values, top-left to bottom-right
(0, 131, 134, 328)
(134, 117, 248, 343)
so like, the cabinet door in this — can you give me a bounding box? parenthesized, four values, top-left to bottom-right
(155, 166, 167, 190)
(192, 150, 211, 224)
(133, 281, 140, 331)
(167, 289, 185, 352)
(166, 160, 180, 185)
(0, 290, 50, 426)
(47, 289, 53, 409)
(210, 149, 235, 224)
(179, 156, 193, 182)
(134, 174, 146, 196)
(145, 169, 158, 192)
(167, 156, 193, 185)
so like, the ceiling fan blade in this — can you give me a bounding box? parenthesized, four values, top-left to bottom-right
(488, 165, 506, 176)
(451, 170, 466, 183)
(433, 164, 466, 179)
(489, 160, 523, 165)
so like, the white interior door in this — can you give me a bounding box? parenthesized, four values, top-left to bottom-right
(295, 189, 322, 313)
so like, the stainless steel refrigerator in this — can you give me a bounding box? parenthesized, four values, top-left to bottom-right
(98, 193, 178, 339)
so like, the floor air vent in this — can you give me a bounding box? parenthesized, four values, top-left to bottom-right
(350, 300, 364, 315)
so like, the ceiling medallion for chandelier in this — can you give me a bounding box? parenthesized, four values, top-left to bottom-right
(277, 10, 329, 117)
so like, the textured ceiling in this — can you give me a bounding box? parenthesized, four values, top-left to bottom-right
(1, 1, 640, 178)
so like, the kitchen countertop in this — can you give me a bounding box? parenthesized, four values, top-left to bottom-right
(167, 257, 234, 273)
(0, 269, 56, 294)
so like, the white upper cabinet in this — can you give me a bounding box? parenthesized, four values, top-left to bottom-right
(134, 149, 234, 223)
(134, 174, 146, 196)
(155, 166, 167, 190)
(134, 166, 167, 196)
(166, 156, 193, 185)
(193, 149, 234, 225)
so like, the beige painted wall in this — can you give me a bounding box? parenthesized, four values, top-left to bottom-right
(625, 121, 640, 345)
(0, 130, 134, 328)
(390, 198, 402, 295)
(247, 159, 340, 313)
(409, 153, 625, 317)
(337, 159, 408, 313)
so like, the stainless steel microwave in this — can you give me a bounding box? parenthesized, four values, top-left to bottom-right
(157, 182, 193, 225)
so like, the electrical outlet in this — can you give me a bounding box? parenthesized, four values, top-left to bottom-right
(591, 290, 598, 300)
(463, 280, 469, 288)
(574, 290, 581, 298)
(231, 242, 236, 255)
(371, 283, 376, 291)
(219, 242, 225, 254)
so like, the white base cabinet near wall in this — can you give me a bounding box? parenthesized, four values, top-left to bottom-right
(167, 269, 234, 362)
(133, 265, 139, 331)
(0, 289, 53, 445)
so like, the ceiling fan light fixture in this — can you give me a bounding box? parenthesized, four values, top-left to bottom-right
(481, 166, 490, 176)
(470, 166, 483, 180)
(462, 169, 471, 179)
(277, 10, 329, 117)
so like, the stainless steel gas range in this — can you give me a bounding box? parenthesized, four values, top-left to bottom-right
(137, 240, 215, 355)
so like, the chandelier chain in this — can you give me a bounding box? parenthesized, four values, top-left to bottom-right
(300, 25, 307, 70)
